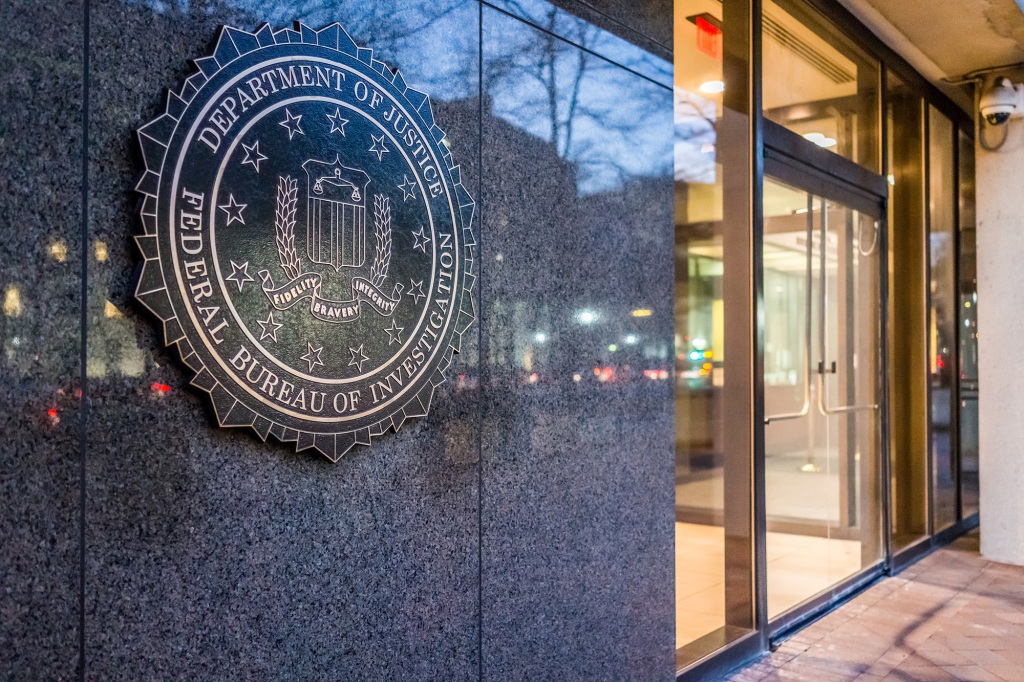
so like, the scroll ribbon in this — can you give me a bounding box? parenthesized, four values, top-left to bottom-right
(257, 270, 404, 323)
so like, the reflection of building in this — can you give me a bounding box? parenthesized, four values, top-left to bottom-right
(438, 96, 672, 388)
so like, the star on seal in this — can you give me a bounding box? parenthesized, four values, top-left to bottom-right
(279, 108, 304, 140)
(348, 344, 370, 372)
(383, 320, 404, 346)
(407, 279, 426, 305)
(326, 107, 349, 136)
(218, 194, 247, 226)
(397, 175, 417, 201)
(225, 260, 255, 292)
(240, 140, 268, 172)
(368, 134, 390, 162)
(256, 310, 283, 342)
(301, 342, 324, 372)
(411, 226, 431, 253)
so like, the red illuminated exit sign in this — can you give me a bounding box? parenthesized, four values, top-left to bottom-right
(687, 13, 723, 61)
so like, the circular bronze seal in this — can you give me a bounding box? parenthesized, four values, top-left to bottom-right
(135, 22, 476, 460)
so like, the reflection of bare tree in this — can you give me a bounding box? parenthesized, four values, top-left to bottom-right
(675, 91, 718, 134)
(485, 3, 667, 190)
(486, 5, 598, 161)
(138, 0, 469, 84)
(260, 0, 464, 54)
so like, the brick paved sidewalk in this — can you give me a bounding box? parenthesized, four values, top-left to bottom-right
(719, 533, 1024, 682)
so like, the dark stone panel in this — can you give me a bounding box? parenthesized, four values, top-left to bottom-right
(488, 0, 671, 85)
(85, 1, 480, 679)
(481, 8, 675, 681)
(556, 0, 673, 52)
(0, 1, 83, 679)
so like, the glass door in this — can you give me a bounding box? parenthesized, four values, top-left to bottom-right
(762, 176, 884, 619)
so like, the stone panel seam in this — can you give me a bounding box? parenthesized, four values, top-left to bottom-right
(564, 0, 671, 55)
(77, 0, 90, 680)
(477, 2, 485, 680)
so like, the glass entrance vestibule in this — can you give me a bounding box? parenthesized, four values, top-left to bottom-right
(673, 0, 979, 677)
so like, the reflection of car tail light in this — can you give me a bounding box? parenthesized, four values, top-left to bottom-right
(150, 382, 172, 394)
(936, 357, 945, 369)
(46, 408, 59, 426)
(528, 373, 538, 384)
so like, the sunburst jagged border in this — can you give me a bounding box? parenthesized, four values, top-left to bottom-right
(133, 22, 477, 461)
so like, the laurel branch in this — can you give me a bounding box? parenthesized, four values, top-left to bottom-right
(370, 193, 392, 287)
(275, 176, 302, 280)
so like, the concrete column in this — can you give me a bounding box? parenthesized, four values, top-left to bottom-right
(977, 108, 1024, 565)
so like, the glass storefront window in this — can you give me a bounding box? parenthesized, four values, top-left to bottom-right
(958, 130, 979, 519)
(762, 0, 879, 171)
(886, 72, 929, 551)
(928, 106, 958, 533)
(674, 0, 754, 665)
(762, 176, 883, 619)
(674, 1, 979, 674)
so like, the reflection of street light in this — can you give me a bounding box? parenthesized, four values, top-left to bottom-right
(95, 241, 108, 262)
(104, 300, 123, 318)
(625, 334, 637, 344)
(577, 310, 597, 325)
(534, 332, 546, 343)
(608, 344, 618, 352)
(631, 308, 652, 318)
(3, 286, 21, 317)
(49, 240, 67, 263)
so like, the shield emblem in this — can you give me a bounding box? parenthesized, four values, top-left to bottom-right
(302, 156, 371, 270)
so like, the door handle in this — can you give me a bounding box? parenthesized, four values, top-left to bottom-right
(817, 369, 878, 415)
(814, 206, 877, 416)
(765, 194, 814, 426)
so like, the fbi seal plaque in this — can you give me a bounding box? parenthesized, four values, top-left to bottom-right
(134, 22, 476, 460)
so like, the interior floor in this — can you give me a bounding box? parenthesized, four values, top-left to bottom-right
(675, 522, 863, 649)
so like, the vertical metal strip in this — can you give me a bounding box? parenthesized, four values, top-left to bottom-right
(750, 0, 769, 647)
(922, 102, 934, 536)
(878, 65, 894, 572)
(951, 125, 963, 522)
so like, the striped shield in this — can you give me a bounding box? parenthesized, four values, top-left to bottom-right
(302, 156, 371, 270)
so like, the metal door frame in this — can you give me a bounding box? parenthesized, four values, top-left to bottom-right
(761, 119, 891, 641)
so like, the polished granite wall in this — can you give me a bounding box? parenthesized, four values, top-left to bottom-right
(0, 0, 673, 679)
(0, 2, 84, 677)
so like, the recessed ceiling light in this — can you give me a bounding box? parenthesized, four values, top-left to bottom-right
(698, 80, 725, 94)
(803, 132, 837, 148)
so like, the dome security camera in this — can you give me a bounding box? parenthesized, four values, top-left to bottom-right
(980, 77, 1024, 126)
